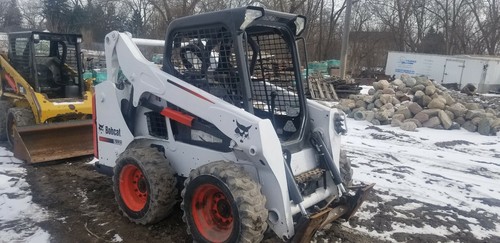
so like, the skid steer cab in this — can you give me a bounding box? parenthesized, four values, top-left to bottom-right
(0, 31, 93, 163)
(94, 6, 373, 242)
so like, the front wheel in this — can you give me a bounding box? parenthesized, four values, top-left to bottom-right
(339, 150, 353, 187)
(0, 100, 14, 141)
(113, 146, 178, 224)
(182, 161, 268, 243)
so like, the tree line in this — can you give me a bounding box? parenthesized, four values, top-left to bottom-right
(1, 0, 499, 73)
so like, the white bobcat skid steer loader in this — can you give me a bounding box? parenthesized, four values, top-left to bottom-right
(94, 6, 373, 242)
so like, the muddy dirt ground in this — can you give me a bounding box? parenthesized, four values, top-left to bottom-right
(25, 158, 499, 243)
(25, 157, 380, 243)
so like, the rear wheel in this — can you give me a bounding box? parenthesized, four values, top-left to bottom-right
(6, 108, 35, 146)
(181, 161, 268, 243)
(113, 146, 177, 224)
(339, 150, 353, 187)
(0, 100, 14, 141)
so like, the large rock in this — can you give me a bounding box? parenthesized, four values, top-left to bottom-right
(484, 113, 495, 119)
(414, 90, 425, 99)
(364, 111, 375, 122)
(340, 99, 356, 109)
(421, 109, 441, 117)
(371, 119, 381, 125)
(455, 116, 466, 125)
(405, 118, 422, 127)
(448, 103, 468, 117)
(382, 88, 396, 94)
(465, 103, 481, 110)
(408, 103, 423, 115)
(399, 95, 411, 102)
(381, 103, 394, 110)
(353, 111, 366, 121)
(395, 91, 406, 99)
(379, 80, 391, 89)
(373, 90, 382, 99)
(425, 85, 436, 96)
(428, 98, 446, 110)
(403, 77, 417, 87)
(395, 106, 413, 119)
(462, 121, 477, 132)
(465, 110, 484, 120)
(392, 97, 401, 105)
(400, 121, 417, 131)
(485, 108, 497, 116)
(373, 80, 391, 90)
(414, 112, 430, 124)
(392, 79, 405, 87)
(422, 95, 433, 107)
(478, 118, 492, 135)
(461, 83, 477, 95)
(367, 103, 375, 110)
(392, 113, 406, 122)
(491, 119, 500, 134)
(450, 123, 461, 130)
(471, 117, 482, 126)
(401, 87, 411, 93)
(368, 88, 376, 95)
(391, 119, 402, 127)
(444, 110, 455, 120)
(442, 92, 455, 105)
(438, 110, 453, 129)
(355, 100, 367, 109)
(415, 76, 430, 86)
(411, 84, 426, 93)
(363, 95, 375, 103)
(374, 99, 383, 108)
(423, 117, 441, 128)
(380, 94, 393, 105)
(375, 110, 391, 122)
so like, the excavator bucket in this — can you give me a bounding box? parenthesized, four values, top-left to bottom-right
(13, 120, 93, 164)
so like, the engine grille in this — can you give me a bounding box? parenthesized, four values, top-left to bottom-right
(146, 111, 168, 139)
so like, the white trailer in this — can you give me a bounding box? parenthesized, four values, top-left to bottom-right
(385, 51, 500, 93)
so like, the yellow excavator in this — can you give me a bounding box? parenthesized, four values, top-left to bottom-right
(0, 31, 93, 163)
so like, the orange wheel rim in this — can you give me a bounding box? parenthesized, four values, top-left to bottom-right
(192, 184, 234, 242)
(119, 164, 148, 211)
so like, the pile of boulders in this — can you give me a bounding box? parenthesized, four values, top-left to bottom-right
(335, 74, 500, 135)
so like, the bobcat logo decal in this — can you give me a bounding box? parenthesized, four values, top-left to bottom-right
(234, 120, 252, 143)
(98, 124, 104, 133)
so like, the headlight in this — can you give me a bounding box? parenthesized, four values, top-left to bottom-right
(294, 16, 306, 35)
(240, 8, 264, 30)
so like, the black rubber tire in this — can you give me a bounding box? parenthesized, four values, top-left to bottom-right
(6, 107, 35, 146)
(339, 150, 353, 187)
(113, 146, 178, 225)
(0, 100, 14, 141)
(181, 161, 268, 243)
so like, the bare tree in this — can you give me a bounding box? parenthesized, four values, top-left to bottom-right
(0, 0, 9, 30)
(425, 0, 468, 54)
(367, 0, 415, 51)
(18, 0, 45, 29)
(468, 0, 500, 55)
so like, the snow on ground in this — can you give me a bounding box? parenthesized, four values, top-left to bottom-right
(343, 119, 500, 241)
(1, 113, 499, 242)
(0, 146, 50, 242)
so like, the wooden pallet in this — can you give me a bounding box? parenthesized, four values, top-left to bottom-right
(307, 75, 339, 101)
